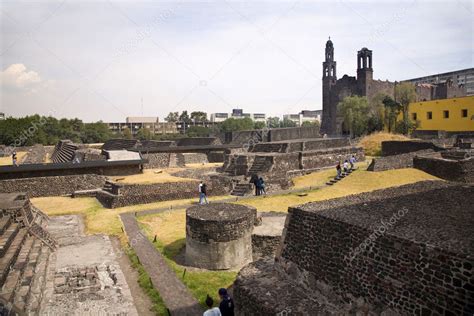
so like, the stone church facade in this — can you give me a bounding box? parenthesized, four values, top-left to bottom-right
(320, 39, 466, 135)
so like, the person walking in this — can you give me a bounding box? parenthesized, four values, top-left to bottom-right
(336, 161, 342, 178)
(258, 177, 266, 195)
(199, 181, 209, 205)
(343, 160, 349, 173)
(349, 155, 357, 170)
(250, 174, 259, 196)
(218, 288, 235, 316)
(12, 151, 17, 166)
(203, 295, 221, 316)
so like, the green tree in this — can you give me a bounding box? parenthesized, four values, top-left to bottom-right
(179, 111, 191, 123)
(301, 120, 321, 128)
(186, 126, 210, 137)
(280, 118, 297, 128)
(253, 121, 266, 129)
(165, 112, 179, 122)
(382, 96, 402, 133)
(190, 111, 207, 122)
(122, 127, 133, 140)
(338, 96, 370, 137)
(266, 117, 280, 128)
(395, 82, 416, 134)
(136, 127, 153, 140)
(81, 122, 113, 143)
(219, 117, 254, 133)
(368, 92, 386, 133)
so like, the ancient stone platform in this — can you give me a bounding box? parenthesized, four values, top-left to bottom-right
(234, 181, 474, 315)
(185, 203, 257, 270)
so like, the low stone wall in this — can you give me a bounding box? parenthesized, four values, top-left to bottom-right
(176, 137, 221, 147)
(303, 138, 350, 151)
(0, 174, 106, 197)
(381, 140, 444, 156)
(367, 150, 434, 171)
(301, 146, 364, 170)
(206, 151, 224, 163)
(97, 179, 230, 208)
(413, 155, 474, 183)
(141, 153, 170, 169)
(182, 153, 208, 165)
(268, 126, 320, 142)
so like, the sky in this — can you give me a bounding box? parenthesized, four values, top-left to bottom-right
(0, 0, 472, 122)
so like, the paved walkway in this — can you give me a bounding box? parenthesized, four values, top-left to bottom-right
(120, 213, 203, 316)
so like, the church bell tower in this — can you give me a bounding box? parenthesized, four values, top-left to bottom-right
(321, 37, 337, 135)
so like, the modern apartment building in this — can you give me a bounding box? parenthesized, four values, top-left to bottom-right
(283, 110, 322, 126)
(210, 109, 266, 123)
(405, 68, 474, 96)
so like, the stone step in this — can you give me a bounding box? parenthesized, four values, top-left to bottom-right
(24, 241, 50, 313)
(0, 230, 28, 287)
(27, 223, 58, 250)
(0, 217, 12, 235)
(0, 223, 20, 257)
(0, 236, 35, 302)
(72, 189, 101, 198)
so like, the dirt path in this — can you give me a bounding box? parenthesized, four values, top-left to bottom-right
(120, 213, 203, 316)
(111, 237, 155, 316)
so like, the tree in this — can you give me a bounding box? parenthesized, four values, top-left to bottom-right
(301, 120, 321, 128)
(367, 92, 386, 133)
(179, 111, 191, 123)
(266, 117, 280, 128)
(382, 96, 402, 133)
(136, 127, 153, 140)
(190, 111, 207, 122)
(219, 117, 254, 133)
(186, 126, 210, 137)
(254, 121, 266, 129)
(81, 121, 113, 143)
(122, 127, 133, 140)
(395, 82, 416, 134)
(338, 96, 370, 138)
(280, 118, 297, 128)
(165, 112, 179, 122)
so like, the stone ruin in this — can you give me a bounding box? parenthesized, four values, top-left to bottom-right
(221, 137, 364, 196)
(0, 193, 57, 314)
(185, 204, 287, 270)
(233, 181, 474, 315)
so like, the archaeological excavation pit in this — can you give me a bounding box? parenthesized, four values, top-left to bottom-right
(185, 203, 257, 270)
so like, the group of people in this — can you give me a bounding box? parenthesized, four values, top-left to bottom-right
(249, 174, 266, 196)
(336, 154, 357, 177)
(203, 288, 234, 316)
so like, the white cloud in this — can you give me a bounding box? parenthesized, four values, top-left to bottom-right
(0, 64, 42, 90)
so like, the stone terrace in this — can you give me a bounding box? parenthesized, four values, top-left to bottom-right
(234, 181, 474, 315)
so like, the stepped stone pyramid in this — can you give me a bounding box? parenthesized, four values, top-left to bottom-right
(0, 193, 57, 314)
(51, 140, 79, 163)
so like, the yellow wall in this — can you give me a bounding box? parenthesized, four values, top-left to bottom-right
(406, 96, 474, 132)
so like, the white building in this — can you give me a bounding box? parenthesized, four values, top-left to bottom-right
(0, 113, 4, 120)
(283, 110, 322, 126)
(210, 109, 266, 123)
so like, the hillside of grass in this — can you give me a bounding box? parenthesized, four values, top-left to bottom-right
(358, 132, 410, 156)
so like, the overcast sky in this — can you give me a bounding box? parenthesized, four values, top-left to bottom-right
(1, 0, 472, 122)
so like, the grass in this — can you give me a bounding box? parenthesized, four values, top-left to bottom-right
(127, 249, 168, 316)
(138, 212, 237, 309)
(111, 169, 196, 184)
(358, 132, 410, 156)
(184, 162, 223, 169)
(237, 168, 439, 212)
(0, 152, 27, 166)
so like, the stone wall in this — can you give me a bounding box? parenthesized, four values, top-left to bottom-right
(176, 137, 221, 147)
(182, 153, 209, 165)
(268, 126, 320, 142)
(206, 151, 224, 163)
(301, 146, 364, 170)
(141, 153, 170, 169)
(367, 150, 434, 171)
(414, 155, 474, 183)
(97, 179, 230, 208)
(382, 140, 444, 156)
(0, 174, 106, 197)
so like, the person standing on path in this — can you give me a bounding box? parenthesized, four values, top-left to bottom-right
(203, 295, 221, 316)
(199, 181, 209, 205)
(349, 154, 357, 170)
(12, 151, 18, 166)
(336, 161, 342, 178)
(258, 177, 266, 195)
(249, 174, 259, 196)
(218, 288, 234, 316)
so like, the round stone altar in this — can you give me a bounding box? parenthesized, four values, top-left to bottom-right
(185, 203, 257, 270)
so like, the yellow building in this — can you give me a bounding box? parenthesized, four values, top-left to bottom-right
(407, 96, 474, 132)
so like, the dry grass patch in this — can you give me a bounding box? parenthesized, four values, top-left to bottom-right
(0, 152, 27, 166)
(238, 168, 439, 212)
(358, 132, 410, 156)
(185, 162, 223, 169)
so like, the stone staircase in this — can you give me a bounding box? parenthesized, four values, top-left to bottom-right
(248, 156, 272, 175)
(326, 169, 354, 185)
(231, 182, 252, 196)
(0, 214, 52, 315)
(169, 153, 185, 167)
(51, 140, 79, 164)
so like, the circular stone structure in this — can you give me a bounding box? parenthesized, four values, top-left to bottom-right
(185, 203, 257, 270)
